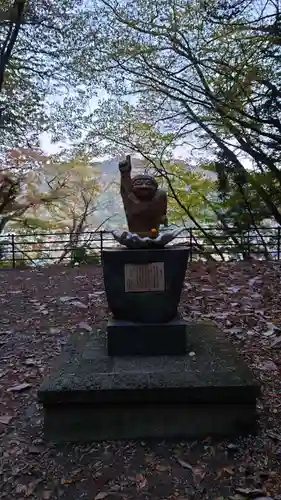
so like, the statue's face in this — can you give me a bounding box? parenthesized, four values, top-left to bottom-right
(132, 175, 158, 200)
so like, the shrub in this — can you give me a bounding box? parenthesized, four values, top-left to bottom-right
(70, 246, 101, 266)
(70, 246, 87, 265)
(0, 258, 30, 269)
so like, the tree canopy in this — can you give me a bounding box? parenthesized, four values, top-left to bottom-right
(1, 0, 281, 261)
(84, 0, 281, 224)
(0, 0, 99, 150)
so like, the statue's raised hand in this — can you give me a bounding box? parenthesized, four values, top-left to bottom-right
(119, 155, 132, 173)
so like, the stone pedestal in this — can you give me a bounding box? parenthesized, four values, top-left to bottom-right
(102, 247, 189, 323)
(107, 317, 186, 356)
(38, 324, 260, 442)
(38, 246, 260, 442)
(103, 247, 189, 357)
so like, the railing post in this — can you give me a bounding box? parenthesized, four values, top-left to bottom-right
(189, 228, 193, 262)
(11, 234, 15, 269)
(100, 230, 103, 260)
(277, 227, 281, 260)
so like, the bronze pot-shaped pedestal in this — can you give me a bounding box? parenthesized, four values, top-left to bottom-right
(102, 247, 189, 324)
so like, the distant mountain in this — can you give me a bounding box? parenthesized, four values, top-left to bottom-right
(92, 156, 149, 178)
(93, 156, 217, 179)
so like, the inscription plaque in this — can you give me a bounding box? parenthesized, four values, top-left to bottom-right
(124, 262, 165, 292)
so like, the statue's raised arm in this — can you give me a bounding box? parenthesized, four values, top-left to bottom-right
(119, 155, 133, 201)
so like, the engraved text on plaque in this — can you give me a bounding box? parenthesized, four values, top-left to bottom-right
(124, 262, 165, 292)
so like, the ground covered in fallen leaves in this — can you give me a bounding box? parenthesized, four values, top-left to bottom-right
(1, 261, 281, 500)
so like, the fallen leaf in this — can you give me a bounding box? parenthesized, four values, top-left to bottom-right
(0, 415, 12, 424)
(258, 360, 278, 372)
(95, 493, 109, 500)
(262, 323, 278, 337)
(16, 484, 27, 494)
(7, 383, 31, 392)
(234, 487, 267, 497)
(42, 491, 52, 500)
(144, 453, 154, 464)
(59, 296, 79, 303)
(49, 327, 61, 334)
(26, 480, 42, 497)
(25, 358, 36, 366)
(227, 286, 241, 293)
(216, 465, 235, 480)
(227, 443, 239, 451)
(70, 301, 87, 309)
(259, 470, 277, 478)
(192, 466, 206, 483)
(267, 431, 281, 441)
(135, 473, 147, 489)
(155, 464, 170, 472)
(270, 336, 281, 348)
(89, 291, 104, 297)
(248, 498, 272, 500)
(223, 465, 235, 475)
(61, 468, 83, 485)
(176, 457, 194, 470)
(78, 321, 92, 332)
(28, 445, 41, 454)
(248, 276, 261, 287)
(227, 327, 243, 335)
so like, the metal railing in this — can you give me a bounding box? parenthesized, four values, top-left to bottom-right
(0, 227, 280, 268)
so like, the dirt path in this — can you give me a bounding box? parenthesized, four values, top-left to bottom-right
(0, 262, 281, 499)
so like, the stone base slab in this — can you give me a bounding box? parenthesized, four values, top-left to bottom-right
(43, 403, 257, 442)
(38, 323, 260, 442)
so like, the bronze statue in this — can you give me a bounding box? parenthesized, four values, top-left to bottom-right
(119, 155, 168, 238)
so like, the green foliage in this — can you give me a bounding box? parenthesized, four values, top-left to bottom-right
(86, 0, 281, 227)
(11, 217, 62, 231)
(0, 258, 30, 269)
(0, 239, 4, 258)
(164, 161, 217, 225)
(2, 0, 281, 260)
(70, 246, 87, 265)
(70, 246, 101, 266)
(1, 150, 104, 239)
(0, 0, 99, 150)
(0, 149, 64, 233)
